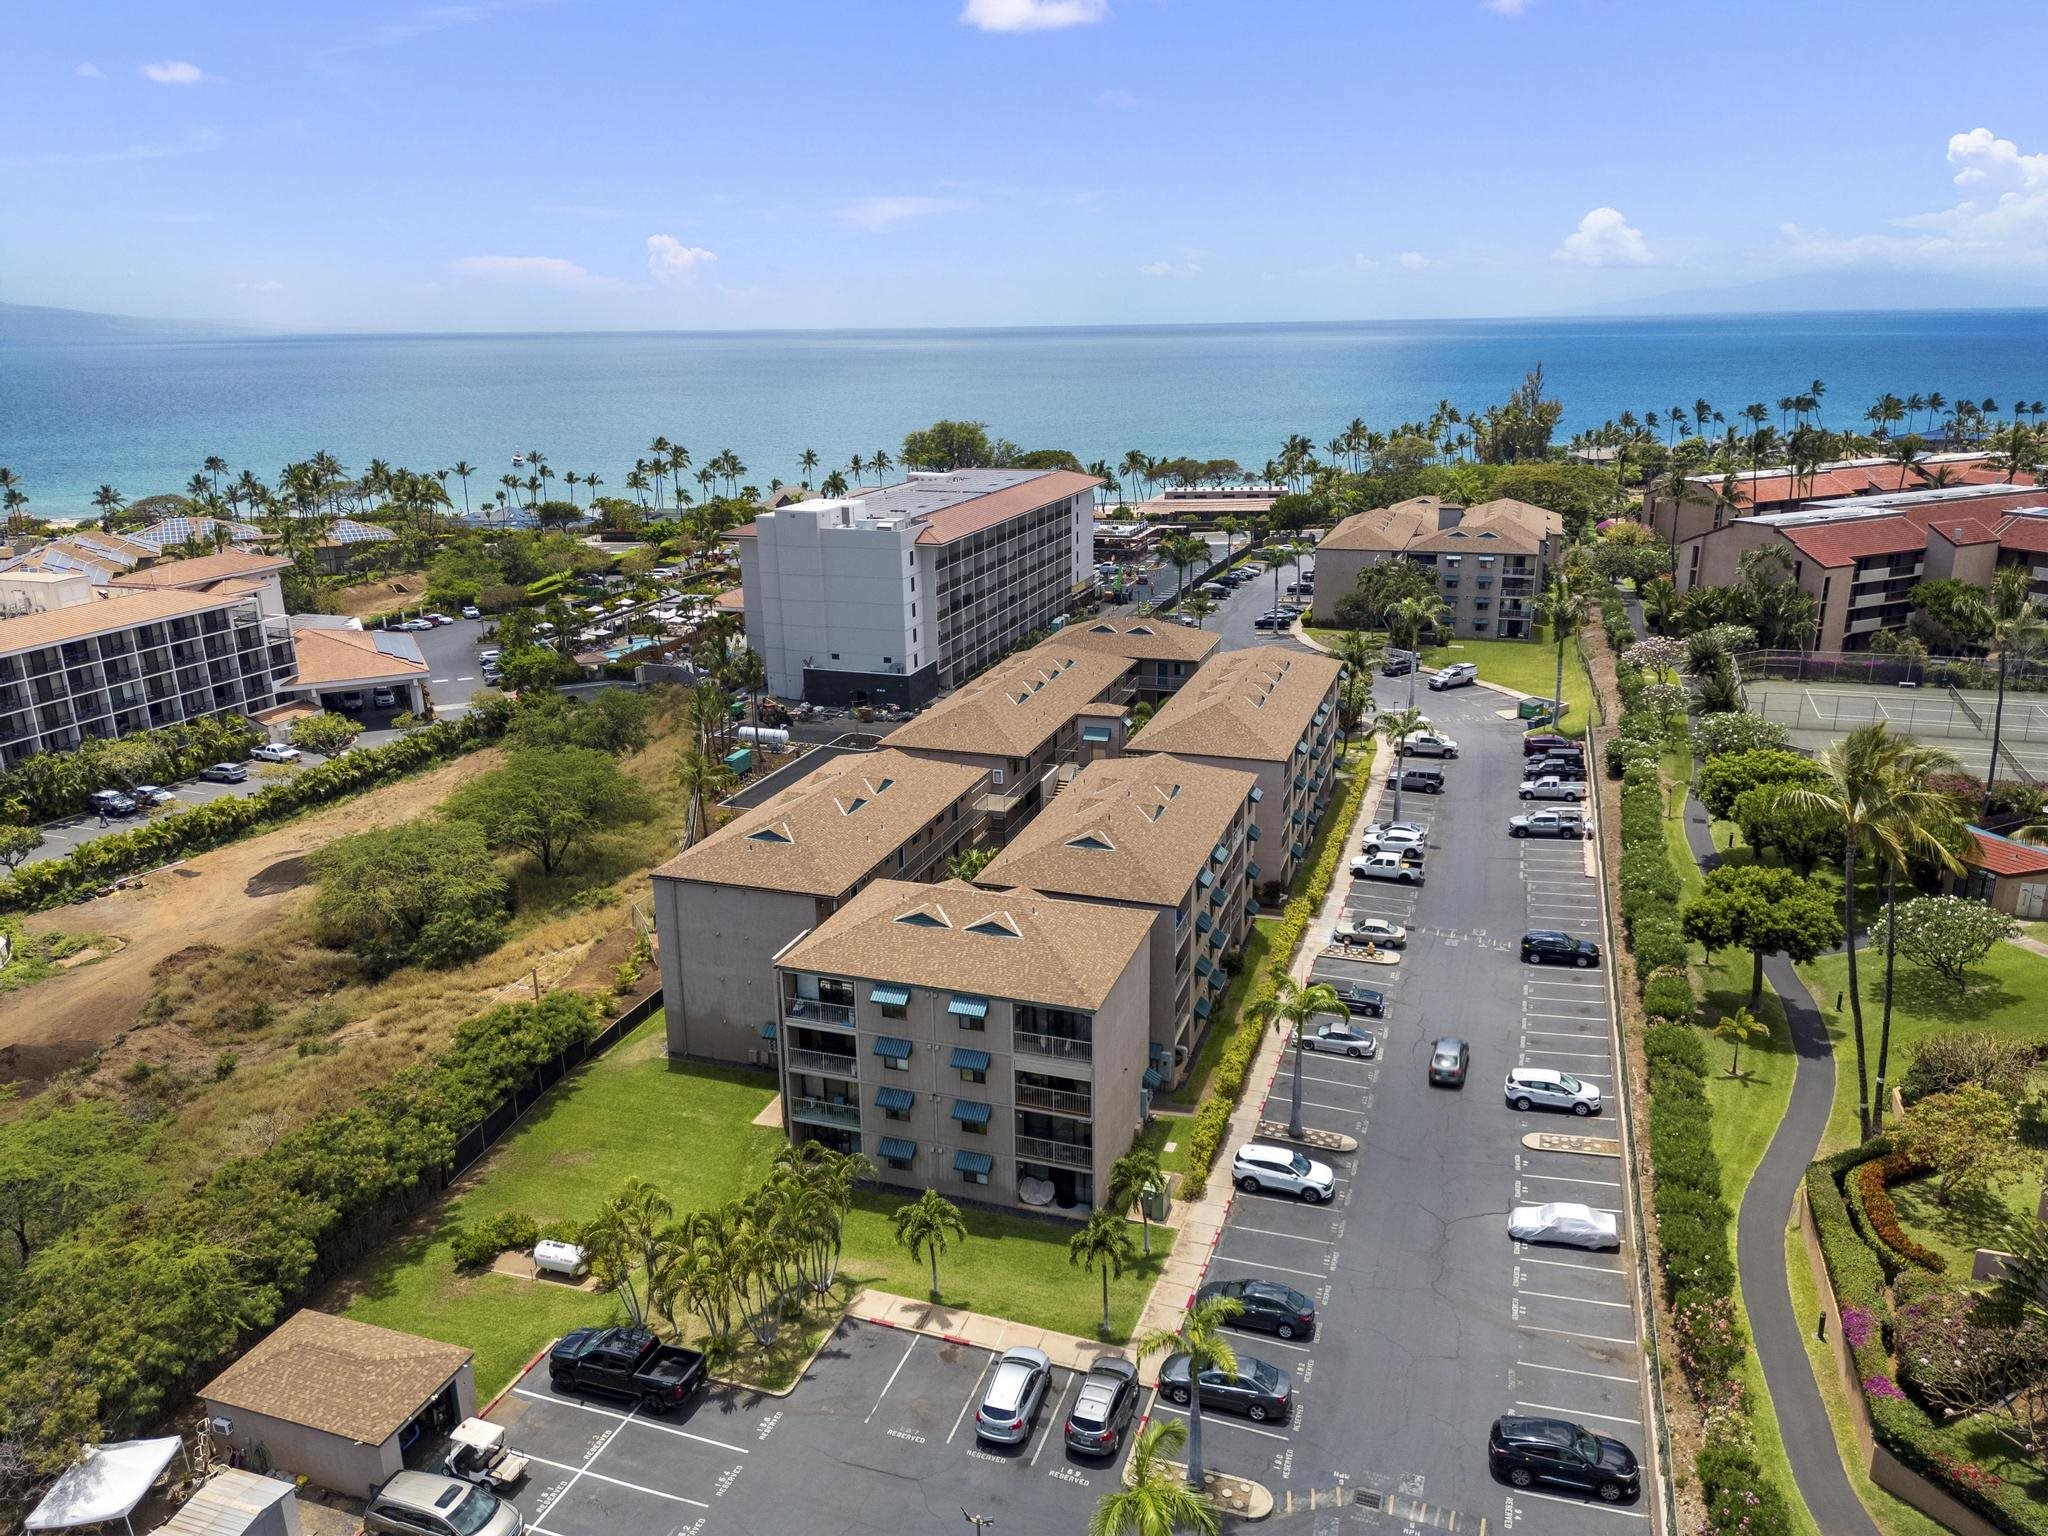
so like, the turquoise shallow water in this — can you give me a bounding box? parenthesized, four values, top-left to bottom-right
(4, 311, 2045, 515)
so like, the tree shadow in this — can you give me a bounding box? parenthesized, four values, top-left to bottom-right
(1875, 969, 2008, 1026)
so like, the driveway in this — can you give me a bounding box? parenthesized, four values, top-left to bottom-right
(1188, 677, 1654, 1531)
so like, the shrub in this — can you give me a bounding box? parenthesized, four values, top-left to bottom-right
(1850, 1153, 1946, 1275)
(1696, 1430, 1800, 1536)
(451, 1211, 541, 1270)
(1629, 910, 1689, 973)
(1901, 1031, 2044, 1104)
(1642, 973, 1695, 1021)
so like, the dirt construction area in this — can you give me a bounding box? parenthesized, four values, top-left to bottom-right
(1, 749, 502, 1086)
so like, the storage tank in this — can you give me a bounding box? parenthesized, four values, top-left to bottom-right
(736, 726, 789, 748)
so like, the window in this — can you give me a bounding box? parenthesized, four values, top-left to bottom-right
(830, 652, 840, 661)
(959, 1066, 986, 1084)
(960, 1117, 987, 1135)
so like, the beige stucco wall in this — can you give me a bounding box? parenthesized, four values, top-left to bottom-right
(202, 1407, 395, 1500)
(658, 879, 818, 1064)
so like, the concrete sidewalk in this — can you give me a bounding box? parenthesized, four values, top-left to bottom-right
(847, 1288, 1137, 1375)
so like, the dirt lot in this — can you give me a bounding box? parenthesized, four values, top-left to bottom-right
(331, 573, 429, 620)
(2, 748, 503, 1087)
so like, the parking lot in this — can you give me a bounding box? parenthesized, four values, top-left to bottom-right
(483, 1318, 1126, 1536)
(1183, 675, 1653, 1532)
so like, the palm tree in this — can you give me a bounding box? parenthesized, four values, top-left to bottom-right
(563, 469, 580, 505)
(1161, 534, 1208, 605)
(1248, 971, 1342, 1138)
(1376, 705, 1429, 822)
(1979, 564, 2048, 816)
(891, 1188, 966, 1301)
(820, 470, 848, 499)
(675, 748, 738, 847)
(1135, 1294, 1243, 1490)
(1712, 1007, 1769, 1078)
(1181, 592, 1216, 629)
(1535, 570, 1588, 726)
(1068, 1207, 1135, 1337)
(1088, 1418, 1219, 1536)
(1109, 1144, 1166, 1256)
(90, 484, 126, 529)
(448, 460, 474, 516)
(871, 448, 893, 482)
(202, 454, 228, 496)
(848, 453, 866, 486)
(1777, 724, 1970, 1137)
(799, 447, 819, 489)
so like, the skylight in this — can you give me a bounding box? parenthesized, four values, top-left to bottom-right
(966, 912, 1021, 938)
(895, 905, 952, 928)
(746, 823, 793, 843)
(1066, 833, 1115, 852)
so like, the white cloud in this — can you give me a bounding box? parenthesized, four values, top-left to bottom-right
(1353, 253, 1378, 271)
(1553, 206, 1654, 266)
(1778, 128, 2048, 273)
(450, 254, 619, 289)
(140, 60, 215, 85)
(1137, 260, 1200, 277)
(75, 62, 102, 79)
(647, 234, 716, 284)
(1947, 127, 2048, 188)
(1096, 87, 1136, 108)
(843, 195, 963, 231)
(1483, 0, 1529, 14)
(961, 0, 1108, 32)
(1398, 251, 1431, 272)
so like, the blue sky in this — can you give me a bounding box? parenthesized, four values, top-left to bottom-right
(5, 0, 2047, 332)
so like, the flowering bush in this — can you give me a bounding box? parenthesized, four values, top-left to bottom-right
(1841, 1305, 1877, 1352)
(1621, 636, 1687, 677)
(1852, 1153, 1947, 1274)
(1865, 1374, 1908, 1401)
(1694, 711, 1789, 758)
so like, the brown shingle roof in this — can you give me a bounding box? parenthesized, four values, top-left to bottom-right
(978, 755, 1257, 907)
(201, 1310, 472, 1447)
(1126, 646, 1341, 763)
(884, 646, 1132, 760)
(1317, 497, 1441, 552)
(777, 878, 1152, 1011)
(109, 548, 291, 589)
(0, 589, 252, 658)
(1056, 616, 1221, 666)
(288, 627, 429, 687)
(652, 748, 986, 896)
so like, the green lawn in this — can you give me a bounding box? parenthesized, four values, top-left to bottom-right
(1796, 940, 2048, 1154)
(1888, 1169, 2045, 1279)
(342, 1015, 1166, 1395)
(1302, 628, 1590, 734)
(1168, 917, 1278, 1107)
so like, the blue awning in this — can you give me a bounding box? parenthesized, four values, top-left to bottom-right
(1149, 1042, 1171, 1063)
(951, 1046, 991, 1072)
(1292, 841, 1307, 858)
(1195, 954, 1212, 976)
(1212, 843, 1229, 864)
(1296, 740, 1309, 755)
(1292, 809, 1306, 824)
(948, 994, 989, 1019)
(1081, 724, 1113, 742)
(873, 1036, 913, 1059)
(759, 1021, 777, 1040)
(1196, 911, 1212, 933)
(1248, 786, 1264, 803)
(875, 1086, 915, 1111)
(870, 984, 911, 1008)
(1247, 862, 1261, 881)
(1143, 1066, 1165, 1090)
(954, 1149, 994, 1175)
(1193, 997, 1213, 1019)
(1196, 867, 1213, 889)
(1246, 823, 1261, 841)
(1245, 897, 1261, 916)
(951, 1099, 993, 1125)
(878, 1136, 917, 1161)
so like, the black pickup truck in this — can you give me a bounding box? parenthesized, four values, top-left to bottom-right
(547, 1327, 705, 1413)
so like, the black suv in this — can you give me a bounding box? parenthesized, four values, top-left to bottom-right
(1521, 930, 1601, 968)
(1528, 754, 1588, 782)
(1386, 767, 1445, 794)
(1196, 1277, 1317, 1339)
(1488, 1415, 1640, 1503)
(1331, 982, 1386, 1018)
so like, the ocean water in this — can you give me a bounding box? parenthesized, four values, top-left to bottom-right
(4, 311, 2047, 517)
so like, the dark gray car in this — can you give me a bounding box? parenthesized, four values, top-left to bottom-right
(1064, 1356, 1139, 1454)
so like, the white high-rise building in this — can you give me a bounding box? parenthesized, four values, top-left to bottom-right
(729, 469, 1099, 707)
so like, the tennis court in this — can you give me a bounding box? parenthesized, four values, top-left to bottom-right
(1744, 677, 2048, 780)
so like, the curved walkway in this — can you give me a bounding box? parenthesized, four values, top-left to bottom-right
(1683, 792, 1880, 1536)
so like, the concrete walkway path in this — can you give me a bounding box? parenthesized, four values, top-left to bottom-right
(1682, 790, 1881, 1536)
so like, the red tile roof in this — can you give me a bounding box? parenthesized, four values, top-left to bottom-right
(1994, 514, 2048, 555)
(1965, 829, 2048, 878)
(911, 470, 1100, 544)
(1692, 458, 2006, 508)
(1777, 518, 1928, 567)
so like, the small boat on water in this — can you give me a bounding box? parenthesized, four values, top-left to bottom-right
(511, 453, 525, 467)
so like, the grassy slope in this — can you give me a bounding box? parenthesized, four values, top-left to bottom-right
(1795, 940, 2048, 1155)
(343, 1016, 1164, 1395)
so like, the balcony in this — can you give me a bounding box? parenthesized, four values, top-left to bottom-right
(1016, 1133, 1093, 1169)
(1014, 1081, 1093, 1118)
(1014, 1029, 1092, 1063)
(783, 996, 855, 1030)
(788, 1096, 862, 1129)
(785, 1047, 860, 1078)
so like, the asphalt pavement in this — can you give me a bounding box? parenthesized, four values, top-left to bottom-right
(1184, 676, 1654, 1532)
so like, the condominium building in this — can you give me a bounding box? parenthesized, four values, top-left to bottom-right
(1643, 451, 2006, 548)
(652, 749, 987, 1064)
(1054, 616, 1220, 704)
(0, 583, 298, 770)
(1126, 646, 1343, 895)
(729, 469, 1101, 708)
(774, 878, 1154, 1213)
(1310, 496, 1562, 638)
(882, 643, 1135, 840)
(977, 755, 1258, 1087)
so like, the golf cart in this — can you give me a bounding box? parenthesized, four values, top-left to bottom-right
(438, 1418, 530, 1490)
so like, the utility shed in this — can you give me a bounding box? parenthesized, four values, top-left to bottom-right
(200, 1311, 475, 1499)
(154, 1472, 301, 1536)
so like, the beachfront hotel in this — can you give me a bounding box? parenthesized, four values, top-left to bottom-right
(726, 468, 1100, 708)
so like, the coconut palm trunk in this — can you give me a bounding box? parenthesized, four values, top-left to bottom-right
(1984, 648, 2012, 816)
(1184, 1390, 1207, 1490)
(1289, 1020, 1307, 1139)
(1840, 836, 1872, 1139)
(1874, 867, 1902, 1133)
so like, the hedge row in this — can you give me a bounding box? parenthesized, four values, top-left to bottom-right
(1806, 1149, 2045, 1534)
(1179, 756, 1370, 1200)
(1849, 1152, 1946, 1276)
(1599, 587, 1635, 648)
(0, 695, 513, 912)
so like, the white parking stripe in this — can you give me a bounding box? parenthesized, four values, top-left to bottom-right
(521, 1452, 711, 1508)
(1521, 1049, 1612, 1062)
(1515, 1399, 1643, 1426)
(1147, 1400, 1292, 1442)
(1518, 1172, 1621, 1187)
(1506, 1486, 1650, 1519)
(1516, 1289, 1631, 1309)
(512, 1389, 750, 1453)
(948, 1355, 996, 1444)
(1226, 1331, 1313, 1353)
(1230, 1224, 1334, 1246)
(1031, 1371, 1077, 1466)
(1517, 1321, 1639, 1346)
(1518, 1360, 1637, 1384)
(1522, 1027, 1605, 1037)
(1213, 1253, 1329, 1281)
(866, 1335, 918, 1422)
(1517, 1254, 1625, 1273)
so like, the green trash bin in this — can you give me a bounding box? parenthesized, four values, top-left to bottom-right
(1517, 697, 1547, 720)
(1141, 1180, 1171, 1223)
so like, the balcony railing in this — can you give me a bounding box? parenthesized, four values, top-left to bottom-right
(1014, 1029, 1092, 1062)
(1014, 1082, 1093, 1118)
(1016, 1134, 1093, 1168)
(783, 996, 855, 1029)
(789, 1096, 861, 1128)
(785, 1047, 859, 1078)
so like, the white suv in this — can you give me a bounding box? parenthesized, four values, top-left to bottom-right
(1403, 732, 1460, 759)
(1504, 1067, 1602, 1117)
(1350, 851, 1422, 884)
(1232, 1143, 1336, 1202)
(1360, 825, 1426, 857)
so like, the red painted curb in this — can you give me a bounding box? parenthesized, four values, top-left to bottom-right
(482, 1342, 555, 1415)
(942, 1333, 972, 1346)
(867, 1317, 897, 1328)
